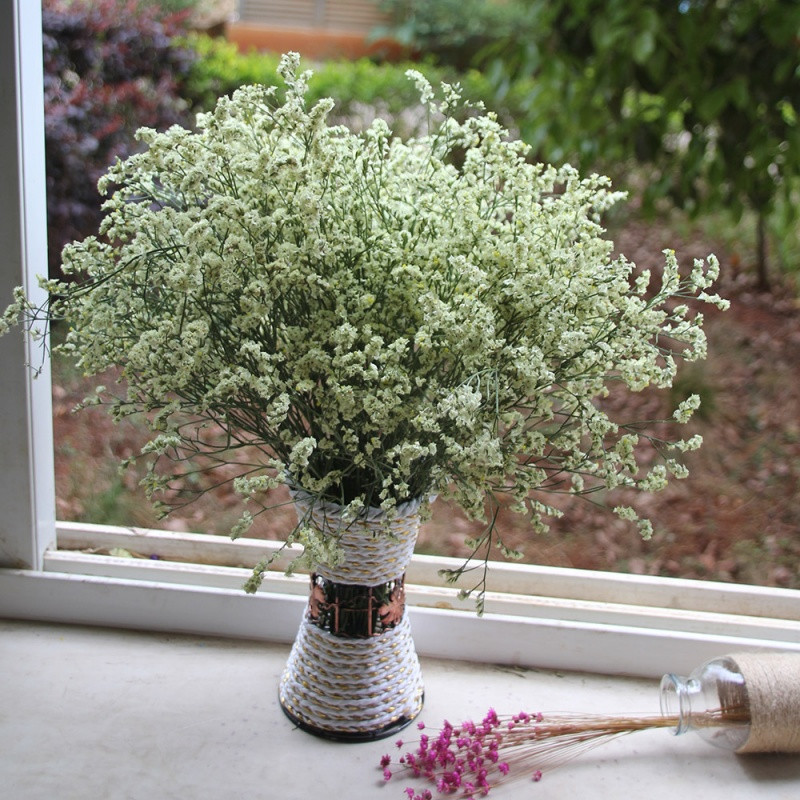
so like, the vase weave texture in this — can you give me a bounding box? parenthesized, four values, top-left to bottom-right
(279, 492, 425, 740)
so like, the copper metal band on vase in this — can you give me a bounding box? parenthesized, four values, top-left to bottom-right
(305, 572, 407, 638)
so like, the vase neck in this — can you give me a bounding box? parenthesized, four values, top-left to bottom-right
(295, 498, 421, 585)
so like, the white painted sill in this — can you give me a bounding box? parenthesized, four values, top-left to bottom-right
(6, 618, 799, 800)
(1, 520, 798, 680)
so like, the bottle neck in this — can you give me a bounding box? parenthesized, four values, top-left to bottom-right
(660, 672, 695, 736)
(659, 664, 751, 751)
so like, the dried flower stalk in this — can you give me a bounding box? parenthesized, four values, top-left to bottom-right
(382, 706, 750, 799)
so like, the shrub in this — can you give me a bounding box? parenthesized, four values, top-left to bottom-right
(43, 0, 196, 275)
(182, 34, 536, 137)
(375, 0, 532, 70)
(479, 0, 800, 286)
(379, 1, 800, 285)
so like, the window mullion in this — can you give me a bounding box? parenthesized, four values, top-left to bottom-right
(0, 0, 55, 571)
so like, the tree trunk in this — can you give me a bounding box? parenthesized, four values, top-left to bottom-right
(755, 213, 769, 292)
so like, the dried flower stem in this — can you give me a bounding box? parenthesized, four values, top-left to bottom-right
(383, 706, 750, 799)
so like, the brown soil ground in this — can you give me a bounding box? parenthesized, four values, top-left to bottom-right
(51, 214, 800, 589)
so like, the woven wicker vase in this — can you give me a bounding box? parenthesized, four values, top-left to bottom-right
(279, 491, 425, 741)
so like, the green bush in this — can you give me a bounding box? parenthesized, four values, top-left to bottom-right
(138, 0, 201, 12)
(181, 34, 535, 135)
(375, 0, 532, 70)
(43, 0, 196, 275)
(180, 35, 284, 111)
(481, 0, 800, 286)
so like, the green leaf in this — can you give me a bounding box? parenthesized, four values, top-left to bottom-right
(779, 100, 797, 127)
(729, 76, 749, 110)
(632, 30, 656, 64)
(696, 89, 728, 122)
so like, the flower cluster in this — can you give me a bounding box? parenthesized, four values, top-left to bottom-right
(382, 710, 544, 798)
(381, 706, 677, 797)
(2, 53, 727, 590)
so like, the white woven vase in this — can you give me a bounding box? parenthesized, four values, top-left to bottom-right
(279, 491, 425, 741)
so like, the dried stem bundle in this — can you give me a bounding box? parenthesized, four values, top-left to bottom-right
(382, 706, 750, 799)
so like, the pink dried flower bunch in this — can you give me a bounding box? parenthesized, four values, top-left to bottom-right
(380, 709, 545, 799)
(381, 706, 686, 798)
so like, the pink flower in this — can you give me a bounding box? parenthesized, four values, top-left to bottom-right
(532, 770, 543, 782)
(444, 770, 461, 788)
(380, 754, 391, 768)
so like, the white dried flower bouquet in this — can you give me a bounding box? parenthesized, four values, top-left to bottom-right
(2, 53, 727, 597)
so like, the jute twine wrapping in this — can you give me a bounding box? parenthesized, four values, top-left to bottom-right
(730, 652, 800, 753)
(280, 493, 425, 736)
(292, 491, 422, 587)
(280, 617, 424, 734)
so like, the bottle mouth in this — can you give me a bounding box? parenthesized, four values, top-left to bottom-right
(660, 672, 690, 736)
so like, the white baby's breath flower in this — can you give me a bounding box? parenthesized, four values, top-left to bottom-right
(674, 394, 702, 423)
(405, 69, 434, 106)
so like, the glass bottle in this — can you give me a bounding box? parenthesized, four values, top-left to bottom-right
(659, 655, 751, 751)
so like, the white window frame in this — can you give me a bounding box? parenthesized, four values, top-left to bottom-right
(1, 0, 798, 679)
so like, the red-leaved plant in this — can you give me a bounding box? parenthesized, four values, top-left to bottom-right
(42, 0, 196, 276)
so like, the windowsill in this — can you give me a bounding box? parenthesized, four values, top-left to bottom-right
(3, 520, 799, 682)
(2, 619, 799, 799)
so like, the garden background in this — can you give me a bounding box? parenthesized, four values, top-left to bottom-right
(45, 0, 800, 589)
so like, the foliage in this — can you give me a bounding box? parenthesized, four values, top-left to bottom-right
(143, 0, 200, 11)
(181, 34, 535, 135)
(483, 0, 800, 285)
(374, 0, 532, 69)
(4, 55, 726, 599)
(181, 35, 423, 116)
(377, 0, 800, 284)
(42, 0, 196, 275)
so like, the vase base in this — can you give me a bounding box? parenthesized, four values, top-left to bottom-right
(279, 693, 424, 742)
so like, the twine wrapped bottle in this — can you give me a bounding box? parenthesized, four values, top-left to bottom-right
(660, 652, 800, 753)
(279, 491, 425, 741)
